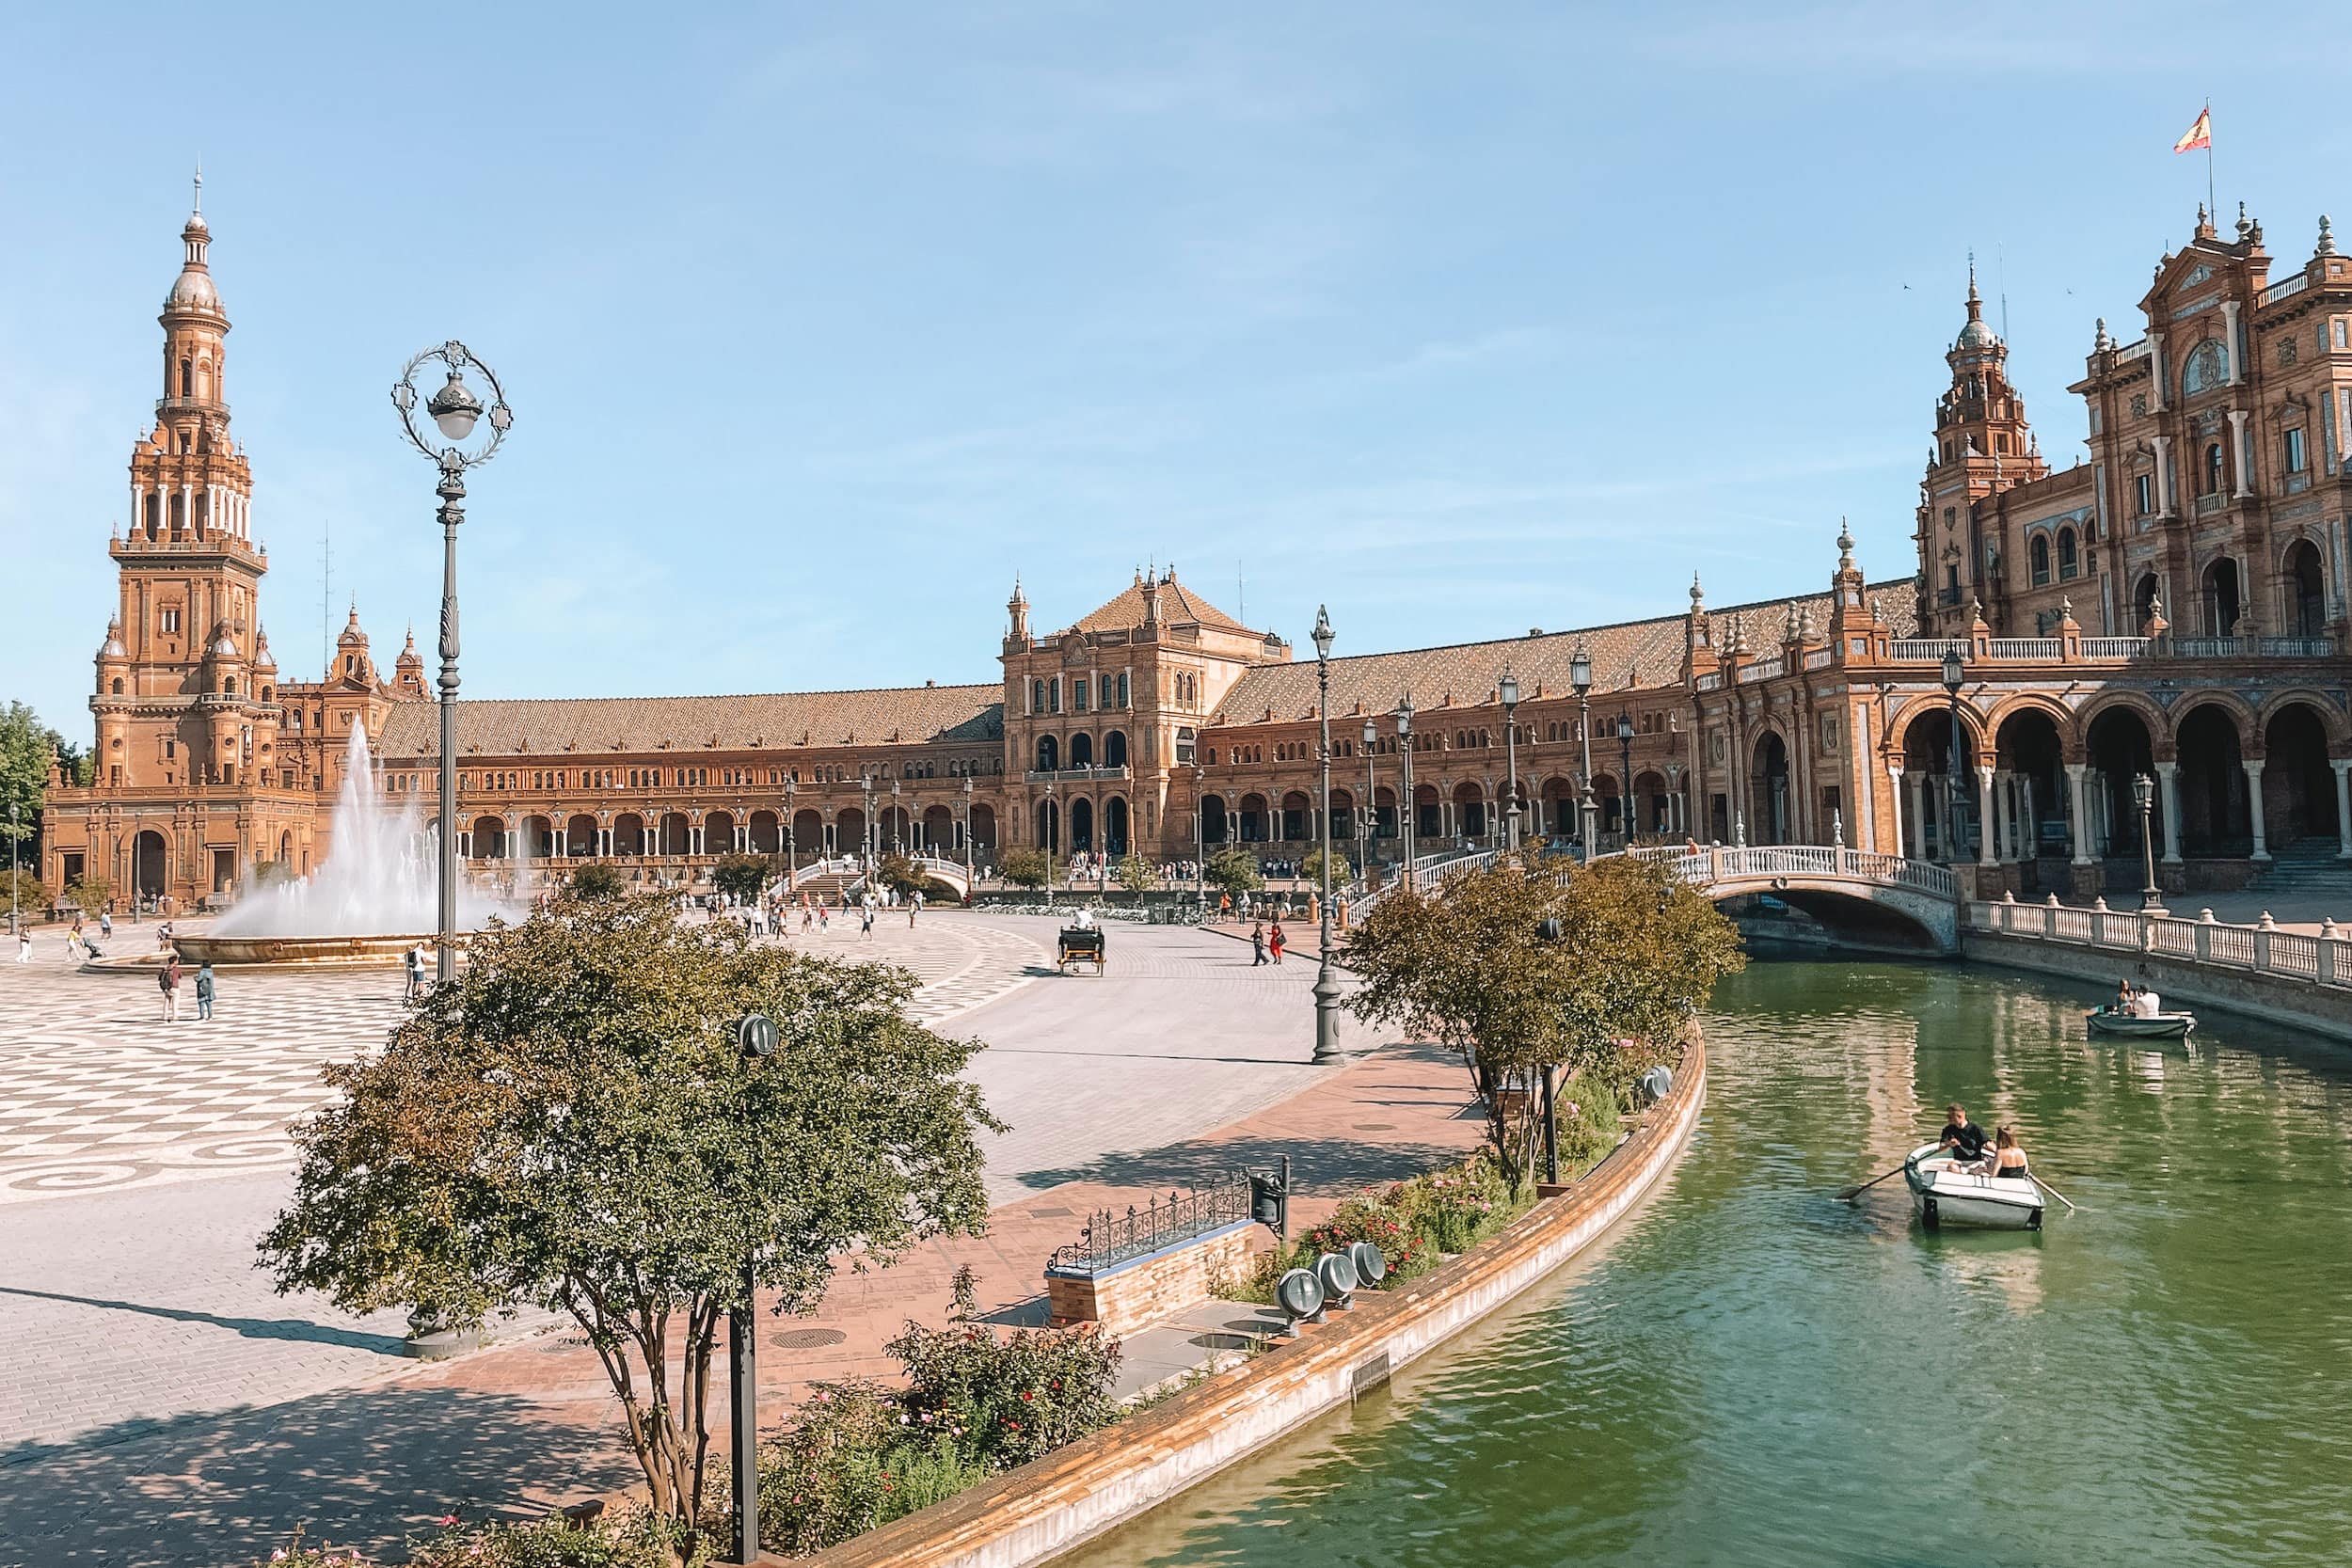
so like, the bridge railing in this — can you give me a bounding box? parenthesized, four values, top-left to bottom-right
(1971, 896, 2352, 990)
(1625, 844, 1957, 900)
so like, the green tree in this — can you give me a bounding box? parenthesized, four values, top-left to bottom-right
(1341, 852, 1741, 1188)
(3, 865, 43, 918)
(998, 847, 1050, 890)
(0, 702, 57, 862)
(63, 873, 112, 914)
(1114, 851, 1157, 902)
(710, 851, 777, 904)
(1301, 847, 1352, 888)
(874, 852, 928, 897)
(259, 895, 1000, 1561)
(567, 863, 627, 901)
(1203, 846, 1264, 901)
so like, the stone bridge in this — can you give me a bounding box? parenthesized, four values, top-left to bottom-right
(1615, 844, 1961, 954)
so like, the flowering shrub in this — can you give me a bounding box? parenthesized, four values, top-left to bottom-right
(1552, 1070, 1624, 1172)
(1232, 1150, 1533, 1302)
(406, 1513, 692, 1567)
(746, 1322, 1122, 1557)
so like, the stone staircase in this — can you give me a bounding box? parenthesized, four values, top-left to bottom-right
(2248, 838, 2352, 898)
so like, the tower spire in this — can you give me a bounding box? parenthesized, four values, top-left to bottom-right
(192, 160, 202, 217)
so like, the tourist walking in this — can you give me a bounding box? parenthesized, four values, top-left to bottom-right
(1249, 921, 1266, 966)
(15, 931, 30, 964)
(1269, 920, 1287, 965)
(195, 960, 216, 1021)
(99, 910, 113, 942)
(404, 945, 426, 1001)
(159, 956, 182, 1021)
(860, 906, 875, 942)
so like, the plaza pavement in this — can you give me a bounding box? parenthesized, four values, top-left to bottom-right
(0, 909, 1447, 1567)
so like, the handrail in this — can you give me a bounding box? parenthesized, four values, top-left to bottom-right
(1969, 897, 2352, 992)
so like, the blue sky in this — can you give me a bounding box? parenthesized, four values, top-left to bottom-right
(5, 2, 2344, 733)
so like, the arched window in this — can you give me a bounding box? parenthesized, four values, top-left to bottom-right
(2057, 529, 2078, 580)
(111, 678, 124, 695)
(1116, 672, 1129, 708)
(1035, 735, 1058, 771)
(223, 676, 236, 695)
(1104, 730, 1128, 768)
(1031, 678, 1046, 714)
(2029, 537, 2050, 586)
(2202, 442, 2224, 496)
(1070, 733, 1094, 768)
(179, 357, 193, 398)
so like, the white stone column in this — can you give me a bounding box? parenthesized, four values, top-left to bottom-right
(1990, 771, 2010, 863)
(2154, 761, 2184, 864)
(2335, 760, 2352, 859)
(1887, 765, 1906, 859)
(2149, 329, 2168, 412)
(2066, 764, 2092, 864)
(179, 481, 192, 535)
(2245, 760, 2271, 862)
(2228, 409, 2253, 498)
(2222, 300, 2243, 385)
(1910, 772, 1930, 858)
(128, 480, 139, 535)
(2152, 435, 2174, 515)
(1977, 766, 1997, 866)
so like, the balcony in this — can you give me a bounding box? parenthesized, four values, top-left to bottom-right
(1024, 765, 1132, 784)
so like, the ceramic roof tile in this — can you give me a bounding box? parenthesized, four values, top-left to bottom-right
(1070, 572, 1254, 635)
(373, 684, 1003, 760)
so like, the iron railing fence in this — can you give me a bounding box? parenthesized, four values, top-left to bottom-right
(1046, 1173, 1253, 1275)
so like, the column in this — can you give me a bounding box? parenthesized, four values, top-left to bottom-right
(152, 483, 167, 538)
(1976, 766, 1996, 866)
(1990, 771, 2009, 863)
(2335, 760, 2352, 859)
(2154, 762, 2184, 864)
(2245, 760, 2271, 862)
(2151, 435, 2174, 515)
(1884, 765, 1905, 859)
(179, 481, 192, 535)
(2065, 764, 2092, 864)
(1909, 772, 1929, 858)
(2222, 299, 2243, 385)
(2149, 329, 2168, 412)
(2228, 409, 2253, 498)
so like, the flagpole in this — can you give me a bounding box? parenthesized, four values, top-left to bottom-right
(2206, 102, 2216, 224)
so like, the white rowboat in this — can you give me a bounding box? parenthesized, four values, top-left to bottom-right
(1902, 1141, 2046, 1230)
(2085, 1007, 2196, 1039)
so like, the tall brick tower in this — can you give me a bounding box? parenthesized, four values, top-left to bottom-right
(98, 171, 274, 794)
(1916, 261, 2049, 633)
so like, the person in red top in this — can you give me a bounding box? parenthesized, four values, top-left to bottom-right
(1268, 921, 1286, 965)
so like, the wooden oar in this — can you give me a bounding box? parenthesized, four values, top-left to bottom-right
(2030, 1174, 2080, 1212)
(1836, 1163, 1908, 1202)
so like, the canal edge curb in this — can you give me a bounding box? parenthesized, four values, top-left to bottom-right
(766, 1035, 1708, 1568)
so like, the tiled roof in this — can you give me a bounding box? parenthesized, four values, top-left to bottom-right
(1070, 572, 1256, 636)
(1209, 579, 1917, 725)
(373, 685, 1003, 760)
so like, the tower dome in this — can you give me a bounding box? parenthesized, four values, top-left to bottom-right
(163, 169, 223, 317)
(1951, 261, 1999, 354)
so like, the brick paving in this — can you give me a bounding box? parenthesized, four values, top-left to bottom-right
(0, 912, 1465, 1567)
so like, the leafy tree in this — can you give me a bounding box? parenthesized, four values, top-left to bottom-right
(875, 852, 927, 896)
(3, 865, 43, 917)
(63, 873, 111, 913)
(567, 863, 627, 901)
(998, 847, 1050, 890)
(1341, 852, 1741, 1189)
(0, 702, 57, 859)
(1301, 847, 1352, 888)
(710, 851, 777, 904)
(260, 895, 1000, 1561)
(1114, 851, 1157, 902)
(1203, 846, 1264, 900)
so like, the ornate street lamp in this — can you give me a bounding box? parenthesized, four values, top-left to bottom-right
(783, 776, 797, 889)
(961, 777, 975, 896)
(1570, 646, 1597, 860)
(2133, 772, 2164, 912)
(1616, 710, 1636, 843)
(861, 774, 876, 868)
(1396, 693, 1417, 889)
(1043, 778, 1057, 906)
(890, 779, 902, 856)
(391, 341, 513, 984)
(8, 801, 18, 940)
(1499, 669, 1521, 852)
(1361, 717, 1378, 887)
(1941, 646, 1968, 867)
(1311, 607, 1342, 1064)
(1193, 762, 1208, 914)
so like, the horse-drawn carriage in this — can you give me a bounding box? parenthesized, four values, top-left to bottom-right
(1057, 924, 1106, 974)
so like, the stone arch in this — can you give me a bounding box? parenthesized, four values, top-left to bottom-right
(1749, 728, 1792, 846)
(1412, 781, 1441, 843)
(748, 810, 781, 853)
(2082, 705, 2160, 862)
(1632, 769, 1668, 835)
(922, 804, 954, 849)
(791, 808, 823, 854)
(1238, 793, 1269, 843)
(659, 812, 691, 856)
(1992, 705, 2067, 865)
(1035, 735, 1059, 772)
(1329, 786, 1358, 841)
(2263, 698, 2340, 847)
(878, 805, 911, 851)
(834, 806, 866, 856)
(1104, 796, 1130, 856)
(1200, 793, 1230, 845)
(469, 815, 507, 860)
(1539, 773, 1578, 838)
(565, 814, 599, 856)
(704, 810, 738, 853)
(970, 803, 997, 850)
(1069, 732, 1094, 769)
(2282, 537, 2328, 638)
(1104, 730, 1128, 769)
(134, 829, 169, 898)
(1892, 695, 1987, 763)
(612, 814, 647, 856)
(1034, 798, 1059, 853)
(1280, 790, 1312, 842)
(2175, 701, 2251, 854)
(2201, 557, 2244, 637)
(1372, 784, 1399, 841)
(521, 815, 554, 858)
(1450, 780, 1486, 841)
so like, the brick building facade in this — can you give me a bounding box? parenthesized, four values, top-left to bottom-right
(40, 195, 2352, 911)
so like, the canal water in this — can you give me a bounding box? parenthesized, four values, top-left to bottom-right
(1060, 961, 2352, 1567)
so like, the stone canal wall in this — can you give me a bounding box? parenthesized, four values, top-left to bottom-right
(1963, 898, 2352, 1042)
(777, 1037, 1708, 1568)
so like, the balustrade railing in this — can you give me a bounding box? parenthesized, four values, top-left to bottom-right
(1971, 898, 2352, 991)
(1693, 672, 1723, 691)
(1987, 638, 2062, 659)
(1889, 639, 1966, 661)
(2079, 637, 2153, 659)
(2260, 274, 2311, 306)
(1626, 843, 1958, 899)
(1737, 658, 1784, 683)
(1804, 648, 1836, 670)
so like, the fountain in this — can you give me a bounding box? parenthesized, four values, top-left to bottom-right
(174, 724, 521, 968)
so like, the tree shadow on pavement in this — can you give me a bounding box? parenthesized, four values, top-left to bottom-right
(0, 1384, 635, 1568)
(0, 1285, 409, 1356)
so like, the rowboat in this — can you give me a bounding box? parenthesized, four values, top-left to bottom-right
(1902, 1141, 2045, 1230)
(2085, 1006, 2196, 1039)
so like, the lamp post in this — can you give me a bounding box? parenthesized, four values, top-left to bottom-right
(860, 774, 875, 868)
(1043, 779, 1057, 906)
(8, 801, 18, 939)
(2133, 772, 2165, 912)
(1940, 647, 1968, 867)
(1616, 710, 1636, 843)
(889, 779, 901, 856)
(961, 777, 975, 896)
(1361, 718, 1378, 889)
(1193, 763, 1209, 913)
(783, 777, 797, 889)
(1311, 607, 1342, 1064)
(392, 341, 513, 985)
(1395, 694, 1417, 889)
(1499, 670, 1520, 853)
(1570, 647, 1597, 860)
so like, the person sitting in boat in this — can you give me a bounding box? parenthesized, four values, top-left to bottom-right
(2130, 986, 2163, 1019)
(1978, 1125, 2029, 1181)
(2113, 979, 2136, 1013)
(1938, 1102, 1989, 1164)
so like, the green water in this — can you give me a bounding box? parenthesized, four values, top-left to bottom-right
(1061, 962, 2352, 1567)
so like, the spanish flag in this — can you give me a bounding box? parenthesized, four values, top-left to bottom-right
(2174, 106, 2212, 154)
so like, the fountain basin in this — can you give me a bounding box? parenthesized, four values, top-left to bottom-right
(170, 932, 457, 970)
